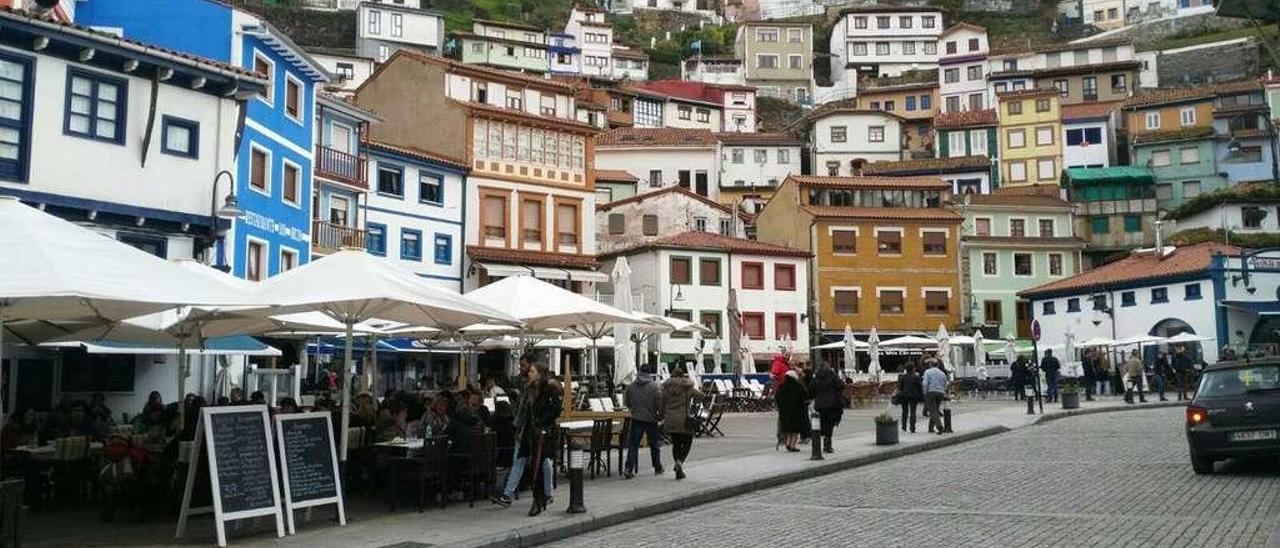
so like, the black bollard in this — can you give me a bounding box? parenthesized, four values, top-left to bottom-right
(943, 408, 952, 433)
(566, 439, 586, 513)
(809, 404, 824, 461)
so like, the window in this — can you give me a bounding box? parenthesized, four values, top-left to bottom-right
(899, 15, 913, 28)
(868, 125, 885, 142)
(1008, 160, 1027, 182)
(1013, 220, 1028, 237)
(834, 290, 858, 315)
(924, 291, 949, 315)
(757, 27, 779, 42)
(948, 131, 966, 154)
(1110, 74, 1126, 94)
(1091, 216, 1110, 234)
(854, 16, 867, 29)
(788, 28, 804, 43)
(1082, 76, 1097, 100)
(285, 76, 301, 121)
(775, 314, 797, 340)
(432, 233, 451, 265)
(1036, 219, 1054, 237)
(1035, 125, 1053, 145)
(946, 41, 958, 54)
(1179, 146, 1199, 165)
(906, 96, 917, 111)
(757, 54, 778, 69)
(1183, 181, 1201, 198)
(670, 257, 692, 284)
(944, 68, 959, 83)
(1124, 214, 1142, 233)
(400, 229, 422, 261)
(1051, 79, 1069, 97)
(883, 101, 895, 111)
(1006, 101, 1022, 115)
(1182, 283, 1203, 301)
(160, 116, 198, 159)
(982, 252, 998, 275)
(1151, 287, 1169, 303)
(367, 224, 386, 255)
(754, 149, 768, 164)
(1093, 294, 1108, 311)
(775, 264, 796, 291)
(719, 218, 733, 236)
(922, 231, 946, 255)
(1234, 145, 1264, 163)
(249, 146, 269, 192)
(742, 312, 765, 339)
(1048, 253, 1063, 276)
(832, 229, 856, 254)
(697, 258, 721, 286)
(648, 170, 662, 188)
(1145, 111, 1160, 130)
(830, 126, 847, 143)
(852, 43, 867, 56)
(879, 290, 904, 314)
(968, 66, 983, 81)
(1242, 206, 1266, 229)
(1035, 98, 1051, 113)
(876, 42, 890, 56)
(923, 16, 936, 28)
(876, 16, 890, 28)
(368, 9, 381, 34)
(1067, 297, 1081, 312)
(876, 230, 901, 255)
(1156, 183, 1174, 201)
(556, 202, 578, 246)
(0, 54, 29, 181)
(280, 249, 297, 272)
(520, 199, 542, 245)
(698, 311, 722, 338)
(1065, 127, 1102, 146)
(540, 96, 556, 117)
(1115, 291, 1134, 307)
(696, 109, 710, 123)
(1150, 149, 1171, 167)
(1180, 107, 1196, 126)
(378, 165, 403, 196)
(742, 262, 764, 289)
(777, 149, 790, 164)
(282, 161, 299, 205)
(482, 194, 507, 241)
(903, 42, 916, 55)
(789, 54, 803, 70)
(506, 91, 522, 110)
(1037, 158, 1056, 180)
(1013, 253, 1032, 276)
(246, 240, 265, 281)
(642, 214, 658, 235)
(65, 69, 126, 143)
(607, 213, 625, 235)
(968, 38, 981, 52)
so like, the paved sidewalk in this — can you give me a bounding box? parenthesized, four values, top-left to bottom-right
(25, 396, 1182, 547)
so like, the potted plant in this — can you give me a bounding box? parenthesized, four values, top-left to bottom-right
(1059, 377, 1082, 410)
(874, 412, 899, 445)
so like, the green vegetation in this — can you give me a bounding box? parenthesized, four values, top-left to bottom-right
(960, 11, 1058, 50)
(1148, 23, 1279, 52)
(424, 0, 578, 32)
(1165, 184, 1280, 220)
(757, 97, 805, 133)
(1170, 227, 1280, 248)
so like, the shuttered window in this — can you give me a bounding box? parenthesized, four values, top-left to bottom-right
(925, 291, 949, 314)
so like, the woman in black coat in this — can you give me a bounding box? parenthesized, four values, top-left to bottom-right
(518, 364, 561, 516)
(897, 366, 924, 433)
(809, 361, 844, 454)
(774, 366, 809, 452)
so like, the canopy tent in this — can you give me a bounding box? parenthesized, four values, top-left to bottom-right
(811, 340, 869, 350)
(611, 258, 637, 386)
(1077, 336, 1115, 348)
(880, 335, 939, 347)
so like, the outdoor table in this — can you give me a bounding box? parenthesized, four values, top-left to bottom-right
(11, 442, 105, 457)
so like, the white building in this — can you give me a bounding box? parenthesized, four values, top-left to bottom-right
(682, 57, 747, 86)
(1020, 242, 1280, 364)
(306, 47, 376, 95)
(356, 0, 446, 63)
(1166, 188, 1280, 233)
(829, 5, 943, 92)
(612, 46, 650, 81)
(364, 140, 468, 291)
(628, 88, 723, 131)
(717, 132, 804, 189)
(937, 23, 990, 113)
(862, 156, 994, 195)
(808, 108, 905, 176)
(595, 128, 721, 200)
(599, 231, 810, 371)
(564, 6, 612, 78)
(1061, 102, 1117, 169)
(606, 0, 719, 18)
(596, 186, 747, 254)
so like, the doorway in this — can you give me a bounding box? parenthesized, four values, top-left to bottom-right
(1015, 301, 1032, 338)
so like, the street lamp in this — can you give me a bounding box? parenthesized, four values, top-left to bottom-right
(209, 170, 244, 272)
(665, 284, 684, 315)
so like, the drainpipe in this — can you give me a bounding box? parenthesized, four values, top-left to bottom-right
(807, 218, 819, 347)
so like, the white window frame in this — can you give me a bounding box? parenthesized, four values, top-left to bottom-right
(1036, 217, 1056, 237)
(280, 157, 303, 208)
(827, 226, 859, 256)
(875, 286, 908, 315)
(1145, 111, 1160, 130)
(756, 54, 779, 69)
(1180, 107, 1195, 126)
(969, 129, 987, 155)
(1047, 252, 1065, 277)
(248, 142, 272, 197)
(981, 251, 999, 277)
(1179, 146, 1199, 164)
(252, 50, 275, 107)
(973, 216, 993, 236)
(391, 13, 403, 37)
(279, 245, 300, 273)
(284, 73, 305, 125)
(245, 236, 270, 282)
(874, 226, 904, 256)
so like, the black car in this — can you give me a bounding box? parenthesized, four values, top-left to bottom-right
(1185, 358, 1280, 474)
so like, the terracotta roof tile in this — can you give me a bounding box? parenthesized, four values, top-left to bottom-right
(596, 186, 734, 216)
(801, 206, 962, 221)
(839, 4, 942, 14)
(607, 231, 809, 258)
(1017, 60, 1140, 79)
(997, 88, 1060, 100)
(714, 132, 803, 146)
(364, 139, 468, 171)
(385, 49, 573, 92)
(960, 193, 1073, 207)
(1061, 101, 1121, 121)
(941, 22, 987, 35)
(861, 155, 991, 175)
(1132, 126, 1215, 144)
(788, 175, 950, 190)
(596, 127, 717, 147)
(466, 246, 600, 270)
(934, 109, 998, 128)
(1122, 86, 1215, 109)
(1019, 242, 1240, 297)
(594, 169, 638, 182)
(1212, 79, 1264, 95)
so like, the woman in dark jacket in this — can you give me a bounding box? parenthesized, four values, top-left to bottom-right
(774, 366, 809, 452)
(518, 364, 561, 517)
(661, 365, 702, 479)
(897, 366, 924, 433)
(809, 361, 844, 454)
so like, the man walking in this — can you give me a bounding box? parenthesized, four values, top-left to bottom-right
(1154, 351, 1173, 402)
(1094, 349, 1111, 398)
(1172, 345, 1194, 401)
(623, 364, 664, 478)
(1040, 350, 1061, 403)
(1123, 350, 1147, 404)
(922, 363, 949, 436)
(1081, 349, 1096, 402)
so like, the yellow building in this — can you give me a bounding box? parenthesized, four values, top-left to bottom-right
(755, 175, 962, 339)
(996, 89, 1063, 187)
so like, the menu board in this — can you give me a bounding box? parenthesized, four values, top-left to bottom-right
(209, 410, 277, 513)
(275, 412, 345, 533)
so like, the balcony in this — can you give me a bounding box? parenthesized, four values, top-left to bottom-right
(312, 220, 367, 255)
(315, 145, 368, 190)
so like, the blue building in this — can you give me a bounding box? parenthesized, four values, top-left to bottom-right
(312, 93, 378, 258)
(77, 0, 331, 280)
(1211, 80, 1277, 187)
(548, 32, 581, 75)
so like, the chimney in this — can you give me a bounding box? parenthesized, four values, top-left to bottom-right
(1154, 220, 1165, 257)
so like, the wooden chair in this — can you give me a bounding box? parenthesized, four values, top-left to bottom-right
(386, 438, 449, 512)
(611, 417, 632, 476)
(584, 419, 612, 479)
(453, 431, 497, 508)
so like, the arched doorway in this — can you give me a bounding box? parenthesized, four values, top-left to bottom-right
(849, 158, 867, 175)
(1247, 317, 1280, 356)
(1149, 318, 1201, 361)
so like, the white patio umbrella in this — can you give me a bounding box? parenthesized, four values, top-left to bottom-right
(727, 289, 743, 378)
(867, 327, 881, 378)
(1078, 336, 1115, 348)
(252, 250, 518, 461)
(692, 328, 705, 377)
(1163, 332, 1214, 344)
(936, 324, 952, 373)
(812, 339, 869, 350)
(1004, 335, 1018, 365)
(611, 258, 637, 386)
(1112, 334, 1168, 347)
(880, 335, 940, 347)
(843, 325, 856, 375)
(738, 332, 754, 375)
(974, 330, 986, 369)
(712, 338, 724, 374)
(948, 335, 977, 345)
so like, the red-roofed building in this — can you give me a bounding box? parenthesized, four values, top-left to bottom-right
(594, 128, 720, 200)
(634, 80, 758, 132)
(595, 186, 748, 255)
(599, 230, 810, 368)
(1061, 100, 1120, 169)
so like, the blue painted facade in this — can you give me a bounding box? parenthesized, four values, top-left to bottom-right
(77, 0, 329, 279)
(548, 33, 581, 75)
(313, 96, 376, 256)
(1212, 87, 1277, 186)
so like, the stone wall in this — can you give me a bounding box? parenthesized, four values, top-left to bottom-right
(961, 0, 1039, 15)
(631, 8, 717, 35)
(1155, 39, 1261, 87)
(1082, 11, 1251, 49)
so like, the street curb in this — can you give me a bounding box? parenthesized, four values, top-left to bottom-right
(1031, 400, 1185, 425)
(441, 426, 1011, 548)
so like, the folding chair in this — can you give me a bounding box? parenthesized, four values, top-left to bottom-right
(704, 398, 727, 437)
(588, 398, 606, 412)
(600, 398, 616, 412)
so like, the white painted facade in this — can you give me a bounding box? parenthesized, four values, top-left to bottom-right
(1062, 119, 1112, 168)
(364, 151, 466, 291)
(596, 190, 745, 254)
(594, 145, 720, 200)
(1174, 203, 1280, 233)
(943, 169, 993, 195)
(308, 50, 376, 95)
(356, 1, 445, 62)
(829, 7, 943, 86)
(564, 8, 611, 78)
(938, 25, 990, 113)
(718, 141, 802, 189)
(810, 110, 904, 176)
(988, 41, 1137, 75)
(682, 58, 746, 86)
(612, 48, 650, 81)
(721, 89, 757, 133)
(442, 71, 578, 121)
(663, 98, 722, 131)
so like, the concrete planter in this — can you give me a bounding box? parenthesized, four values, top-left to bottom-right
(875, 420, 900, 445)
(1061, 391, 1081, 410)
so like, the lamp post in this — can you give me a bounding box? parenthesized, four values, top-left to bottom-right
(208, 170, 244, 273)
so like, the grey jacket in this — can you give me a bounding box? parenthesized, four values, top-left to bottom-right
(625, 374, 663, 423)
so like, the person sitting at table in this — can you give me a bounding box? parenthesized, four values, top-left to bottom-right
(276, 397, 300, 415)
(483, 376, 506, 398)
(65, 401, 106, 441)
(249, 391, 266, 406)
(419, 395, 450, 439)
(449, 390, 489, 449)
(88, 393, 113, 429)
(1, 408, 36, 452)
(228, 387, 244, 405)
(352, 392, 379, 428)
(375, 400, 408, 442)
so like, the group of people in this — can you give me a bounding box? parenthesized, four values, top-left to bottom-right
(618, 362, 702, 480)
(1008, 344, 1203, 404)
(771, 353, 846, 453)
(894, 356, 952, 435)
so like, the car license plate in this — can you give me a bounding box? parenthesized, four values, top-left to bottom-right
(1229, 430, 1277, 442)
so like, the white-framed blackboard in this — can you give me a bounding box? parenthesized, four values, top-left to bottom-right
(274, 412, 345, 534)
(176, 405, 284, 547)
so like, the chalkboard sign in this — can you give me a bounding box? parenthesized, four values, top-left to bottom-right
(275, 412, 345, 534)
(176, 406, 283, 547)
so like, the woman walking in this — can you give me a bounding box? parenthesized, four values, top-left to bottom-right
(661, 364, 702, 479)
(774, 363, 809, 452)
(510, 364, 561, 516)
(809, 360, 844, 453)
(897, 365, 924, 433)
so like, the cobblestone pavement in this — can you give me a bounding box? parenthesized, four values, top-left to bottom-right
(546, 407, 1280, 548)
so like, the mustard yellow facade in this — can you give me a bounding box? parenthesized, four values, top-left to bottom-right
(997, 89, 1063, 187)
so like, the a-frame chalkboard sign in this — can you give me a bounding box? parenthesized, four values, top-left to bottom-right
(274, 412, 346, 534)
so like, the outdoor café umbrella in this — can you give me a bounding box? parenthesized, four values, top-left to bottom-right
(611, 258, 637, 386)
(867, 327, 881, 378)
(693, 328, 705, 382)
(1063, 329, 1078, 377)
(712, 337, 724, 374)
(1004, 336, 1018, 365)
(252, 250, 517, 461)
(1164, 332, 1214, 344)
(974, 330, 986, 370)
(843, 325, 856, 375)
(936, 324, 952, 372)
(728, 288, 743, 377)
(1078, 336, 1115, 348)
(739, 332, 754, 377)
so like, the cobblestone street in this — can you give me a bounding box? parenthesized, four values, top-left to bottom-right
(547, 407, 1280, 548)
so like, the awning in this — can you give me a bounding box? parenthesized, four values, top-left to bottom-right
(1223, 300, 1280, 316)
(567, 269, 609, 283)
(1062, 166, 1155, 186)
(380, 338, 464, 353)
(477, 262, 531, 277)
(528, 266, 569, 280)
(50, 335, 282, 356)
(476, 262, 608, 283)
